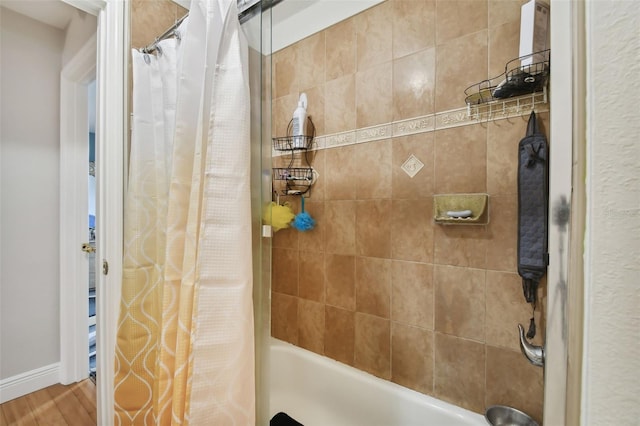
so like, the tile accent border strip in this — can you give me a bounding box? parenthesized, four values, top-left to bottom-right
(293, 93, 549, 154)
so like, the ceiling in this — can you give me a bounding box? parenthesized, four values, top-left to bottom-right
(1, 0, 77, 30)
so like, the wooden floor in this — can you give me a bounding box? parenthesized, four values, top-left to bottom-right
(0, 380, 96, 426)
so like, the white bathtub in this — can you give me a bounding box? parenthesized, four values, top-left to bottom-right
(270, 338, 486, 426)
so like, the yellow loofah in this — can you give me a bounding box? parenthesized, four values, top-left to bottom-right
(263, 201, 295, 232)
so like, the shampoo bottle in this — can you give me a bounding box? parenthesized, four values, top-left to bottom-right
(292, 93, 307, 148)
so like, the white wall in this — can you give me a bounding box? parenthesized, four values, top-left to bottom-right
(270, 0, 382, 51)
(0, 7, 65, 380)
(583, 1, 640, 424)
(62, 9, 97, 66)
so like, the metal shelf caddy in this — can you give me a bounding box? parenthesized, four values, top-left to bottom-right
(272, 117, 316, 196)
(464, 50, 550, 120)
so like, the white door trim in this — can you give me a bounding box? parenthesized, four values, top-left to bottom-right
(59, 1, 127, 424)
(94, 1, 127, 424)
(59, 33, 96, 386)
(545, 0, 585, 424)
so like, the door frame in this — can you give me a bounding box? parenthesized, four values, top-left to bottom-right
(59, 0, 127, 424)
(59, 33, 96, 386)
(545, 0, 586, 424)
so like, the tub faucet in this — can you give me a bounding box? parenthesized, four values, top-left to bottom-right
(518, 324, 544, 367)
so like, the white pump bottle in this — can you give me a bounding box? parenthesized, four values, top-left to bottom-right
(292, 93, 308, 148)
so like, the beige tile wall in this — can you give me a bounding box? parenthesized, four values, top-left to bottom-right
(271, 0, 546, 421)
(131, 0, 187, 49)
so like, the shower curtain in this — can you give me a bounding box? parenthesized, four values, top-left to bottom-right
(114, 0, 255, 424)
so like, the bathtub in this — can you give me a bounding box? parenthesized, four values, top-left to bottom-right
(270, 338, 486, 426)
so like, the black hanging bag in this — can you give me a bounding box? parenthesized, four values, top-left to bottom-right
(517, 111, 549, 310)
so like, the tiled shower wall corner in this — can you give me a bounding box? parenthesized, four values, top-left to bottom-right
(270, 0, 546, 421)
(131, 0, 187, 49)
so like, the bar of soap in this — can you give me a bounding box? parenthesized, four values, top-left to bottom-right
(446, 209, 473, 218)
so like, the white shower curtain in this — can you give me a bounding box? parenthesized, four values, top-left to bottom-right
(114, 0, 255, 423)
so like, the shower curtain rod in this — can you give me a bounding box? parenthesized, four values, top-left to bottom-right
(141, 0, 283, 54)
(141, 13, 188, 54)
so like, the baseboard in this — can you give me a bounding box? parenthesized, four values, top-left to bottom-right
(0, 363, 60, 403)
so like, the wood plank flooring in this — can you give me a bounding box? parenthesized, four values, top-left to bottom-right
(0, 380, 96, 426)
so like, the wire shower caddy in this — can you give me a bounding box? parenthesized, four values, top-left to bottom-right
(464, 49, 550, 119)
(272, 117, 316, 196)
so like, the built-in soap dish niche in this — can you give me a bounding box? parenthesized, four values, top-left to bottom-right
(433, 193, 489, 225)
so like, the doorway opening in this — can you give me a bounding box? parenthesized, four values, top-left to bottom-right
(88, 79, 97, 383)
(60, 32, 97, 387)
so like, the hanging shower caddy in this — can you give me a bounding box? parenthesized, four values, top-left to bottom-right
(272, 117, 316, 196)
(464, 49, 550, 119)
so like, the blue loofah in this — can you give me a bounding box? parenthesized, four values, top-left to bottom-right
(293, 211, 315, 231)
(292, 197, 316, 232)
